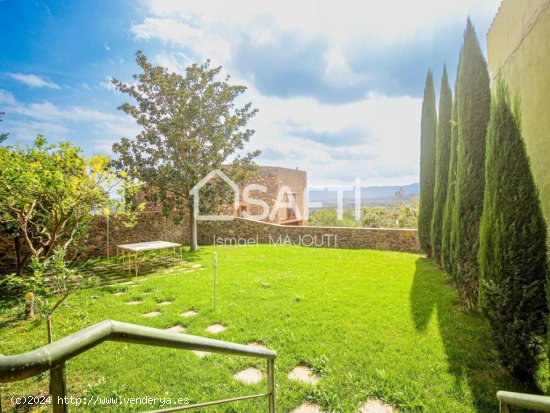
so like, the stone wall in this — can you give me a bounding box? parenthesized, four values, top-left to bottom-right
(0, 212, 186, 274)
(198, 217, 420, 252)
(0, 215, 420, 274)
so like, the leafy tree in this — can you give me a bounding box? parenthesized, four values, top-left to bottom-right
(418, 71, 437, 256)
(2, 248, 96, 341)
(112, 52, 259, 251)
(451, 19, 491, 309)
(0, 111, 8, 143)
(431, 66, 453, 266)
(0, 136, 141, 277)
(479, 80, 548, 380)
(442, 53, 462, 276)
(309, 208, 362, 228)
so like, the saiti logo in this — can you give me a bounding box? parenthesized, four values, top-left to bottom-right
(190, 169, 362, 222)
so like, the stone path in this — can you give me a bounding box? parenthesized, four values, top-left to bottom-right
(247, 342, 267, 350)
(142, 311, 162, 318)
(181, 310, 198, 317)
(290, 402, 323, 413)
(233, 367, 264, 384)
(359, 400, 395, 413)
(287, 366, 319, 384)
(78, 258, 202, 289)
(165, 325, 186, 333)
(206, 324, 226, 334)
(192, 351, 211, 358)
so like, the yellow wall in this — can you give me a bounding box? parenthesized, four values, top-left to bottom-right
(487, 0, 550, 221)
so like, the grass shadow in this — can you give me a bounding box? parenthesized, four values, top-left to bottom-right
(410, 257, 539, 412)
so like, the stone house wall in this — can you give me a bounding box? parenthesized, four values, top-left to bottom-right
(0, 214, 419, 274)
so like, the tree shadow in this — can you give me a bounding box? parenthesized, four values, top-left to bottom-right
(410, 257, 540, 412)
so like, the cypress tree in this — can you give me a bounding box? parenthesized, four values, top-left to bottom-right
(479, 80, 548, 380)
(431, 66, 452, 265)
(441, 53, 462, 276)
(418, 70, 437, 257)
(451, 19, 491, 309)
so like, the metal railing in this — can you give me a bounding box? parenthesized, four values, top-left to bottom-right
(498, 391, 550, 412)
(0, 320, 277, 413)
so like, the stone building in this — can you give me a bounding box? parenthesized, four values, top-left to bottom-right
(236, 166, 307, 226)
(138, 165, 308, 226)
(487, 0, 550, 221)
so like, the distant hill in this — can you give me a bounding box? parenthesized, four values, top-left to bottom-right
(309, 183, 419, 207)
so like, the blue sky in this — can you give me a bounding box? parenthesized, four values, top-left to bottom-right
(0, 0, 501, 186)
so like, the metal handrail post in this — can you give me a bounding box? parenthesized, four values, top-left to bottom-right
(50, 363, 68, 413)
(267, 358, 275, 413)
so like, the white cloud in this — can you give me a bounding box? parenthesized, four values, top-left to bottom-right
(128, 0, 494, 185)
(99, 76, 117, 91)
(136, 0, 501, 55)
(8, 73, 60, 89)
(0, 90, 139, 156)
(245, 88, 422, 186)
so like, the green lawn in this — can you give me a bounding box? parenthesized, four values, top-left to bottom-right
(0, 246, 545, 412)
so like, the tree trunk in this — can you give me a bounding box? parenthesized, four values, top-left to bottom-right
(47, 315, 53, 343)
(13, 236, 30, 277)
(189, 205, 198, 252)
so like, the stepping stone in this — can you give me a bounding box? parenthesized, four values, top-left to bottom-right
(247, 341, 267, 350)
(143, 311, 162, 318)
(359, 400, 395, 413)
(206, 324, 226, 334)
(120, 281, 135, 285)
(287, 366, 319, 384)
(181, 310, 198, 317)
(126, 300, 142, 305)
(113, 292, 126, 296)
(192, 264, 202, 268)
(165, 325, 186, 333)
(291, 402, 323, 413)
(233, 367, 264, 384)
(158, 301, 172, 306)
(192, 351, 211, 358)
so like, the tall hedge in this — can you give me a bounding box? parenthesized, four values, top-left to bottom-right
(441, 53, 462, 276)
(451, 19, 491, 309)
(431, 66, 453, 266)
(479, 80, 549, 380)
(418, 70, 437, 256)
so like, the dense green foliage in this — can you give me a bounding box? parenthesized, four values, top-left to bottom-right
(441, 62, 461, 276)
(431, 67, 453, 265)
(1, 246, 540, 412)
(308, 195, 418, 229)
(0, 111, 8, 143)
(451, 20, 491, 309)
(112, 52, 259, 251)
(308, 208, 362, 227)
(0, 136, 140, 276)
(418, 71, 438, 256)
(479, 80, 549, 380)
